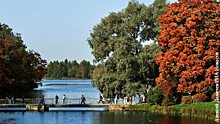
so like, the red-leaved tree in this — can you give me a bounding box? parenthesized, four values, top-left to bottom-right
(156, 0, 220, 97)
(0, 38, 11, 86)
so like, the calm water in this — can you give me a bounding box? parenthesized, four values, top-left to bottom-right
(0, 79, 218, 124)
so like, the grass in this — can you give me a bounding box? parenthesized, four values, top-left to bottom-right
(126, 101, 220, 121)
(126, 101, 219, 112)
(172, 101, 219, 112)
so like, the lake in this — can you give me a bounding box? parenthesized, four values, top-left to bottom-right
(0, 79, 217, 124)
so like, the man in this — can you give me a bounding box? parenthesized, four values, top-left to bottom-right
(98, 94, 103, 104)
(55, 95, 59, 104)
(81, 95, 86, 104)
(63, 94, 66, 104)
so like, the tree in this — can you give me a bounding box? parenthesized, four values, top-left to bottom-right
(0, 23, 47, 91)
(88, 0, 166, 97)
(156, 0, 220, 97)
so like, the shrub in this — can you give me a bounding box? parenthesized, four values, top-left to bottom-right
(181, 107, 191, 116)
(181, 96, 192, 104)
(212, 90, 220, 101)
(168, 106, 178, 114)
(147, 87, 163, 105)
(191, 108, 197, 117)
(161, 98, 173, 106)
(192, 93, 207, 103)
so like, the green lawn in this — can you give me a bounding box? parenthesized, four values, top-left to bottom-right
(126, 101, 220, 112)
(172, 101, 219, 112)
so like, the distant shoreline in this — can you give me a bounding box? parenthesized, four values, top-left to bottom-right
(42, 83, 91, 86)
(44, 77, 91, 80)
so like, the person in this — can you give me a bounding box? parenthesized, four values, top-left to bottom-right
(111, 95, 114, 104)
(130, 97, 132, 105)
(22, 95, 25, 103)
(115, 94, 119, 104)
(98, 94, 103, 104)
(63, 94, 66, 104)
(108, 95, 111, 104)
(8, 95, 11, 104)
(11, 96, 14, 104)
(5, 97, 8, 104)
(127, 96, 129, 102)
(55, 95, 59, 104)
(132, 95, 136, 104)
(139, 95, 141, 104)
(143, 95, 145, 103)
(39, 95, 45, 105)
(81, 95, 86, 104)
(102, 97, 105, 104)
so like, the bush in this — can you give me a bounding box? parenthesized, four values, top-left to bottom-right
(147, 87, 163, 105)
(212, 90, 220, 101)
(161, 98, 173, 106)
(192, 93, 207, 103)
(181, 96, 192, 104)
(181, 107, 191, 116)
(167, 106, 178, 114)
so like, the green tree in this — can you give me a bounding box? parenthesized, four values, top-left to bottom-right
(88, 0, 166, 97)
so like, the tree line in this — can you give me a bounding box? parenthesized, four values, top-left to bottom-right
(44, 59, 95, 79)
(0, 23, 47, 92)
(87, 0, 220, 105)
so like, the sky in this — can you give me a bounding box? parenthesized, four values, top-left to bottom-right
(0, 0, 178, 64)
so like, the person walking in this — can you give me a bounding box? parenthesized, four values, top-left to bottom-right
(63, 94, 66, 104)
(22, 95, 25, 103)
(81, 95, 86, 104)
(98, 94, 103, 104)
(55, 95, 59, 104)
(39, 95, 45, 105)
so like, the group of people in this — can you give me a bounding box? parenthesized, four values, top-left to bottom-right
(54, 94, 66, 104)
(5, 95, 25, 104)
(5, 95, 15, 104)
(128, 95, 146, 105)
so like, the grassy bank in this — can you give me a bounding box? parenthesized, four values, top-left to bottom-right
(125, 101, 219, 121)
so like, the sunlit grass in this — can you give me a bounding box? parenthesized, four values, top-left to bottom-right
(126, 101, 220, 112)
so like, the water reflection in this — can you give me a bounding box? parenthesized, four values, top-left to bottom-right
(0, 111, 217, 124)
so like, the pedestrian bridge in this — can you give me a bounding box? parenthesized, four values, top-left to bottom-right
(0, 98, 129, 111)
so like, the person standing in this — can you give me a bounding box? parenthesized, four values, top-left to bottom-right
(5, 97, 8, 104)
(143, 95, 145, 103)
(8, 95, 11, 104)
(55, 95, 59, 104)
(63, 94, 66, 104)
(130, 97, 132, 105)
(81, 95, 86, 104)
(111, 95, 114, 104)
(11, 96, 14, 104)
(115, 94, 119, 104)
(138, 95, 141, 104)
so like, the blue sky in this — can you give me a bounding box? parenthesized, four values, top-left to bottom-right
(0, 0, 178, 64)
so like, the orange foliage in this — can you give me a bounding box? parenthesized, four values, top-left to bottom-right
(156, 0, 220, 97)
